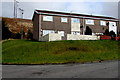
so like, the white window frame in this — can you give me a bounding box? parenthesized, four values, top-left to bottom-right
(109, 22, 116, 27)
(61, 17, 67, 23)
(42, 30, 54, 36)
(86, 19, 94, 25)
(71, 31, 80, 35)
(43, 16, 53, 21)
(58, 31, 64, 36)
(100, 21, 106, 26)
(71, 18, 80, 23)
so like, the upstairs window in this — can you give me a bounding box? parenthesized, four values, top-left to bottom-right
(86, 19, 94, 25)
(61, 17, 67, 23)
(71, 18, 80, 23)
(43, 16, 53, 21)
(100, 21, 106, 26)
(109, 22, 116, 27)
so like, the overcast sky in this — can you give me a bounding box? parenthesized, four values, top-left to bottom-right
(2, 0, 120, 20)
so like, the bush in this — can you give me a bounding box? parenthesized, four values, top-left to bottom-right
(2, 21, 12, 40)
(109, 30, 116, 40)
(27, 29, 33, 40)
(15, 33, 21, 39)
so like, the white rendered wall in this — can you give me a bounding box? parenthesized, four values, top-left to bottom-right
(109, 22, 117, 34)
(40, 34, 49, 41)
(49, 33, 62, 41)
(71, 23, 80, 32)
(40, 33, 62, 41)
(67, 34, 100, 40)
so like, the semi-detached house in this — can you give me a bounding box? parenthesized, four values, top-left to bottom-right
(32, 10, 119, 41)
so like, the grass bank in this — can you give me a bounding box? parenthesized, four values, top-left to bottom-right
(2, 40, 119, 64)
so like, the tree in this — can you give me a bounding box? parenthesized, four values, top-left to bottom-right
(2, 21, 12, 40)
(85, 26, 92, 35)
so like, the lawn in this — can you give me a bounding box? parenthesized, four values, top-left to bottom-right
(2, 39, 119, 64)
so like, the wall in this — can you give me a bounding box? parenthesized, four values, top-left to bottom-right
(49, 33, 61, 41)
(41, 15, 71, 34)
(84, 19, 109, 33)
(40, 34, 49, 41)
(40, 33, 61, 41)
(40, 33, 100, 41)
(40, 14, 119, 35)
(33, 14, 39, 40)
(67, 34, 100, 40)
(40, 14, 112, 35)
(109, 22, 117, 34)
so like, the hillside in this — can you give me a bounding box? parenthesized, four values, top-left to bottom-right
(2, 17, 33, 33)
(2, 40, 119, 64)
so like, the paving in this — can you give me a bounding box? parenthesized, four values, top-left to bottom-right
(2, 61, 119, 78)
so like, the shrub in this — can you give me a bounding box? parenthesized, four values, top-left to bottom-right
(2, 21, 12, 40)
(27, 29, 33, 40)
(15, 32, 21, 39)
(109, 30, 116, 40)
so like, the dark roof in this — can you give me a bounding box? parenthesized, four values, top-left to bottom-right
(33, 9, 118, 21)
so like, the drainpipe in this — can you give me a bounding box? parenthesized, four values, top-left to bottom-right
(39, 12, 42, 41)
(116, 22, 118, 37)
(83, 17, 86, 35)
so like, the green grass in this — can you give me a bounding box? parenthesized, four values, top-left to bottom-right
(2, 39, 120, 64)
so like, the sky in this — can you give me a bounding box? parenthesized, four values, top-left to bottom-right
(1, 0, 120, 20)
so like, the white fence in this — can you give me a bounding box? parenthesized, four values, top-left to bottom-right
(39, 33, 100, 41)
(40, 33, 62, 41)
(67, 34, 100, 40)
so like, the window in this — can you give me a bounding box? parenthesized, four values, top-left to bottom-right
(100, 21, 106, 26)
(58, 31, 64, 36)
(71, 18, 80, 23)
(43, 16, 53, 21)
(71, 31, 80, 35)
(61, 17, 67, 23)
(43, 30, 54, 36)
(86, 19, 94, 25)
(109, 22, 117, 34)
(109, 22, 116, 27)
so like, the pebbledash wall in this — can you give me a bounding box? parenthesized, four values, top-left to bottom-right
(32, 10, 119, 41)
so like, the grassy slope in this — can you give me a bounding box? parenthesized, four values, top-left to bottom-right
(2, 40, 119, 64)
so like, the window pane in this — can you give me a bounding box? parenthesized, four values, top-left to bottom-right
(86, 19, 94, 25)
(71, 31, 80, 35)
(109, 22, 116, 26)
(43, 30, 54, 36)
(43, 16, 53, 21)
(71, 18, 80, 23)
(61, 17, 67, 22)
(100, 21, 106, 26)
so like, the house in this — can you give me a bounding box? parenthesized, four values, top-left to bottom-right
(32, 10, 119, 41)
